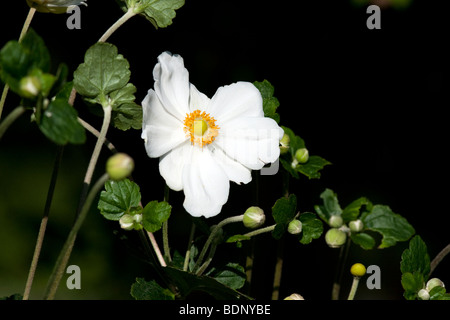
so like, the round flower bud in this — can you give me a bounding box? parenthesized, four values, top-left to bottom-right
(243, 206, 265, 229)
(329, 215, 343, 228)
(279, 133, 290, 155)
(350, 263, 366, 277)
(284, 293, 304, 300)
(295, 148, 309, 164)
(426, 278, 445, 292)
(119, 214, 135, 231)
(19, 76, 41, 99)
(418, 289, 430, 300)
(106, 153, 134, 181)
(288, 219, 302, 235)
(325, 228, 347, 248)
(349, 219, 364, 233)
(27, 0, 88, 14)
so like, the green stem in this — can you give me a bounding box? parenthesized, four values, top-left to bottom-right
(332, 236, 351, 300)
(0, 106, 26, 140)
(271, 240, 284, 300)
(98, 8, 137, 43)
(0, 7, 36, 120)
(183, 223, 196, 271)
(43, 173, 110, 300)
(193, 215, 245, 273)
(430, 243, 450, 277)
(347, 276, 360, 300)
(243, 224, 276, 238)
(162, 185, 171, 263)
(23, 146, 64, 300)
(196, 243, 218, 276)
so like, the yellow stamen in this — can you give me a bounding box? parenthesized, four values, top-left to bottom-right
(183, 110, 219, 147)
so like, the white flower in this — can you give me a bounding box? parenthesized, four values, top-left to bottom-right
(142, 52, 283, 218)
(27, 0, 87, 14)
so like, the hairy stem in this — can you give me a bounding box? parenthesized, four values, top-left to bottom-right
(430, 243, 450, 277)
(98, 8, 136, 43)
(271, 240, 284, 300)
(183, 223, 196, 271)
(162, 185, 171, 263)
(347, 277, 361, 300)
(193, 215, 245, 273)
(43, 173, 110, 300)
(243, 224, 276, 238)
(23, 146, 64, 300)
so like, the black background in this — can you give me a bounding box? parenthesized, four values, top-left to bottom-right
(1, 0, 449, 300)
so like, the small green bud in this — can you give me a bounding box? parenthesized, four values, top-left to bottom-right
(349, 219, 364, 233)
(279, 133, 290, 155)
(418, 289, 430, 300)
(243, 206, 265, 229)
(426, 278, 445, 292)
(325, 228, 347, 248)
(287, 219, 302, 235)
(106, 153, 134, 181)
(284, 293, 304, 300)
(295, 148, 309, 164)
(329, 215, 343, 228)
(19, 76, 41, 99)
(119, 214, 135, 231)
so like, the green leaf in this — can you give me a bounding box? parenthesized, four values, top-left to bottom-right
(362, 205, 415, 248)
(350, 232, 376, 250)
(226, 234, 251, 243)
(314, 188, 343, 223)
(400, 235, 430, 277)
(142, 200, 172, 232)
(253, 80, 280, 123)
(132, 0, 185, 29)
(298, 212, 323, 244)
(271, 194, 297, 239)
(0, 29, 51, 95)
(130, 278, 175, 300)
(296, 155, 331, 179)
(207, 263, 246, 290)
(163, 266, 251, 300)
(98, 179, 141, 221)
(281, 126, 305, 156)
(38, 99, 86, 145)
(73, 42, 131, 105)
(342, 197, 372, 223)
(401, 272, 424, 300)
(429, 286, 450, 300)
(0, 293, 23, 300)
(112, 102, 143, 130)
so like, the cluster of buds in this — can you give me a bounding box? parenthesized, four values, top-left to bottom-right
(324, 214, 365, 249)
(418, 278, 446, 300)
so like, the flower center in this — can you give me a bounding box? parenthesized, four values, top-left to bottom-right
(183, 110, 219, 147)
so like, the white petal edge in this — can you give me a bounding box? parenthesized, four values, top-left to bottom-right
(188, 83, 210, 113)
(159, 141, 193, 191)
(214, 117, 284, 170)
(141, 89, 188, 158)
(153, 52, 190, 120)
(207, 82, 264, 125)
(182, 147, 230, 218)
(210, 146, 252, 185)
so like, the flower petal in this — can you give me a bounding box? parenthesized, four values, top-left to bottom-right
(159, 141, 193, 191)
(189, 83, 210, 113)
(210, 146, 252, 185)
(153, 52, 190, 120)
(207, 82, 264, 124)
(141, 89, 187, 158)
(215, 117, 284, 170)
(182, 148, 230, 218)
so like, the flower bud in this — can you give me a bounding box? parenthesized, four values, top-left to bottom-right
(19, 76, 41, 99)
(119, 214, 135, 230)
(329, 215, 343, 228)
(279, 133, 290, 155)
(426, 278, 445, 292)
(288, 219, 302, 235)
(284, 293, 304, 300)
(349, 219, 364, 233)
(325, 228, 347, 248)
(106, 153, 134, 181)
(350, 263, 366, 277)
(295, 148, 309, 164)
(27, 0, 88, 14)
(418, 289, 430, 300)
(243, 206, 265, 229)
